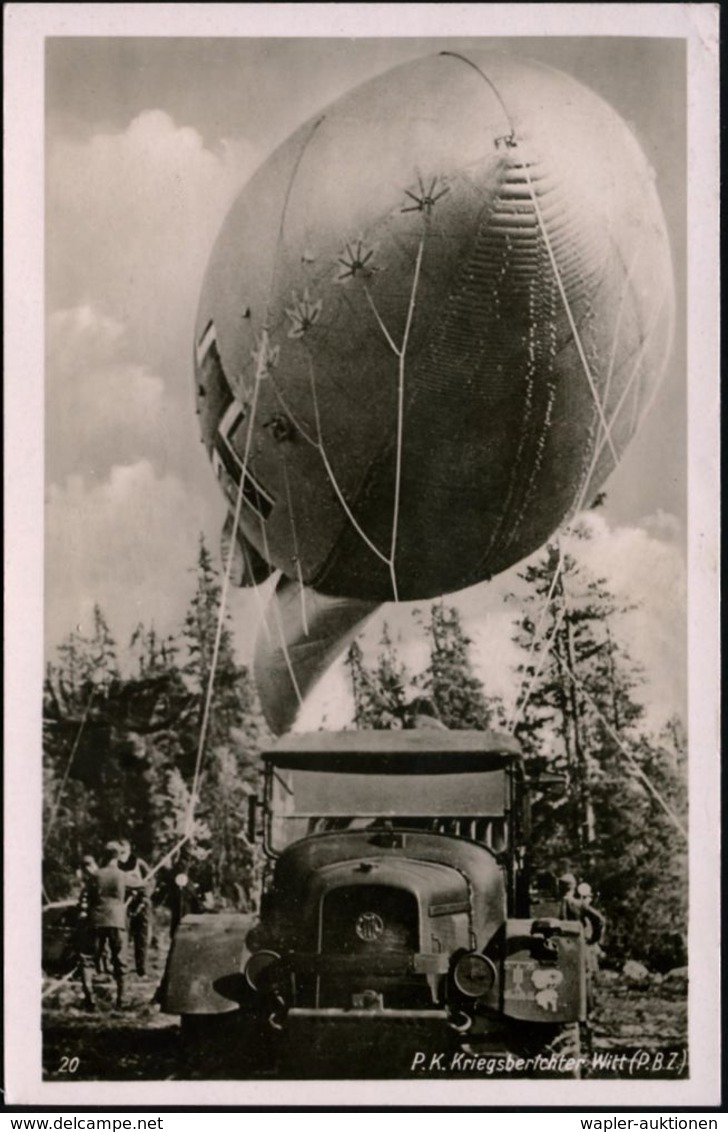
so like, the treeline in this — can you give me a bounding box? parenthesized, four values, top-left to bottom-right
(346, 519, 688, 969)
(43, 524, 687, 966)
(43, 538, 265, 911)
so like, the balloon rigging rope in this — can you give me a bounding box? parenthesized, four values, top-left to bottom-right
(258, 506, 304, 707)
(459, 60, 671, 731)
(629, 285, 674, 436)
(297, 230, 427, 601)
(524, 169, 620, 468)
(555, 655, 688, 840)
(184, 361, 265, 842)
(634, 294, 675, 438)
(237, 533, 272, 645)
(43, 690, 95, 850)
(363, 287, 399, 354)
(183, 117, 327, 841)
(505, 555, 687, 842)
(602, 239, 646, 416)
(571, 280, 673, 530)
(389, 234, 425, 602)
(42, 967, 79, 1000)
(505, 542, 565, 730)
(281, 453, 309, 636)
(306, 353, 389, 566)
(443, 51, 619, 470)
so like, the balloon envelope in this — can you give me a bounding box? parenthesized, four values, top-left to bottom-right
(193, 51, 675, 732)
(195, 50, 674, 605)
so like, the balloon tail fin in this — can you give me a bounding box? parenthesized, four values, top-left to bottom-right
(254, 577, 378, 735)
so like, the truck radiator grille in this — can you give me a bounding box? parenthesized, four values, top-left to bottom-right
(321, 885, 419, 954)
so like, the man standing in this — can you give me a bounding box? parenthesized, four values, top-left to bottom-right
(77, 854, 100, 1012)
(79, 842, 145, 1010)
(559, 873, 606, 1010)
(576, 882, 606, 971)
(116, 838, 153, 976)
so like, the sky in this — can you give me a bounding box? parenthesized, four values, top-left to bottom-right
(44, 34, 687, 735)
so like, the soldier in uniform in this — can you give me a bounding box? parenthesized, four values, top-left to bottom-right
(116, 838, 153, 976)
(576, 881, 606, 972)
(78, 842, 146, 1010)
(559, 873, 606, 1010)
(559, 874, 603, 938)
(77, 854, 100, 1011)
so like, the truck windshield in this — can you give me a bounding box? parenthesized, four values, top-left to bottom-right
(267, 765, 508, 852)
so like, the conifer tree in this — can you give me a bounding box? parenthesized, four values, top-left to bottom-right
(509, 521, 688, 961)
(179, 535, 265, 903)
(417, 602, 499, 730)
(345, 625, 412, 728)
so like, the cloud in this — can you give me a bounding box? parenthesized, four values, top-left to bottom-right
(641, 508, 683, 543)
(564, 510, 687, 729)
(47, 110, 259, 379)
(44, 109, 259, 654)
(45, 459, 214, 659)
(47, 306, 167, 483)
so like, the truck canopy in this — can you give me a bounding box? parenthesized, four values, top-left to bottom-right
(262, 729, 522, 774)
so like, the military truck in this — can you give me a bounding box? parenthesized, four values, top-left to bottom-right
(162, 729, 588, 1077)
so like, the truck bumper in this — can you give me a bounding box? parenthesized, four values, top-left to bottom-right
(288, 1007, 449, 1021)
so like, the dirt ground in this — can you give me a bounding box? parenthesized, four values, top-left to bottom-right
(42, 942, 688, 1083)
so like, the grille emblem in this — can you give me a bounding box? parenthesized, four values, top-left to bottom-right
(355, 911, 385, 942)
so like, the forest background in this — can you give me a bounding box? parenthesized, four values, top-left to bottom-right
(42, 512, 687, 972)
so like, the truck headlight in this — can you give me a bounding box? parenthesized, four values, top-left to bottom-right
(244, 949, 280, 992)
(453, 952, 497, 998)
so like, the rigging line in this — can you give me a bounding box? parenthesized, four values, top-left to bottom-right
(267, 375, 319, 449)
(390, 233, 425, 604)
(42, 968, 78, 1000)
(508, 320, 663, 730)
(281, 453, 309, 637)
(144, 833, 191, 882)
(508, 368, 611, 733)
(629, 283, 673, 437)
(508, 602, 568, 733)
(306, 353, 390, 567)
(182, 122, 320, 829)
(43, 690, 95, 849)
(185, 347, 266, 840)
(445, 51, 619, 468)
(571, 283, 672, 517)
(521, 159, 619, 469)
(258, 517, 304, 708)
(439, 52, 515, 128)
(507, 472, 593, 731)
(98, 123, 327, 868)
(504, 540, 564, 728)
(601, 239, 645, 417)
(268, 115, 326, 315)
(237, 532, 273, 646)
(555, 654, 688, 840)
(509, 441, 617, 729)
(634, 296, 675, 439)
(363, 285, 401, 357)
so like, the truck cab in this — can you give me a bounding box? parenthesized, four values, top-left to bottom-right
(163, 729, 587, 1074)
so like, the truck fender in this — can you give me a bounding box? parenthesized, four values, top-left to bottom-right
(160, 912, 258, 1016)
(500, 918, 587, 1024)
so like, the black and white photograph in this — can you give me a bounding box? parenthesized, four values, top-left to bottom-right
(4, 2, 720, 1109)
